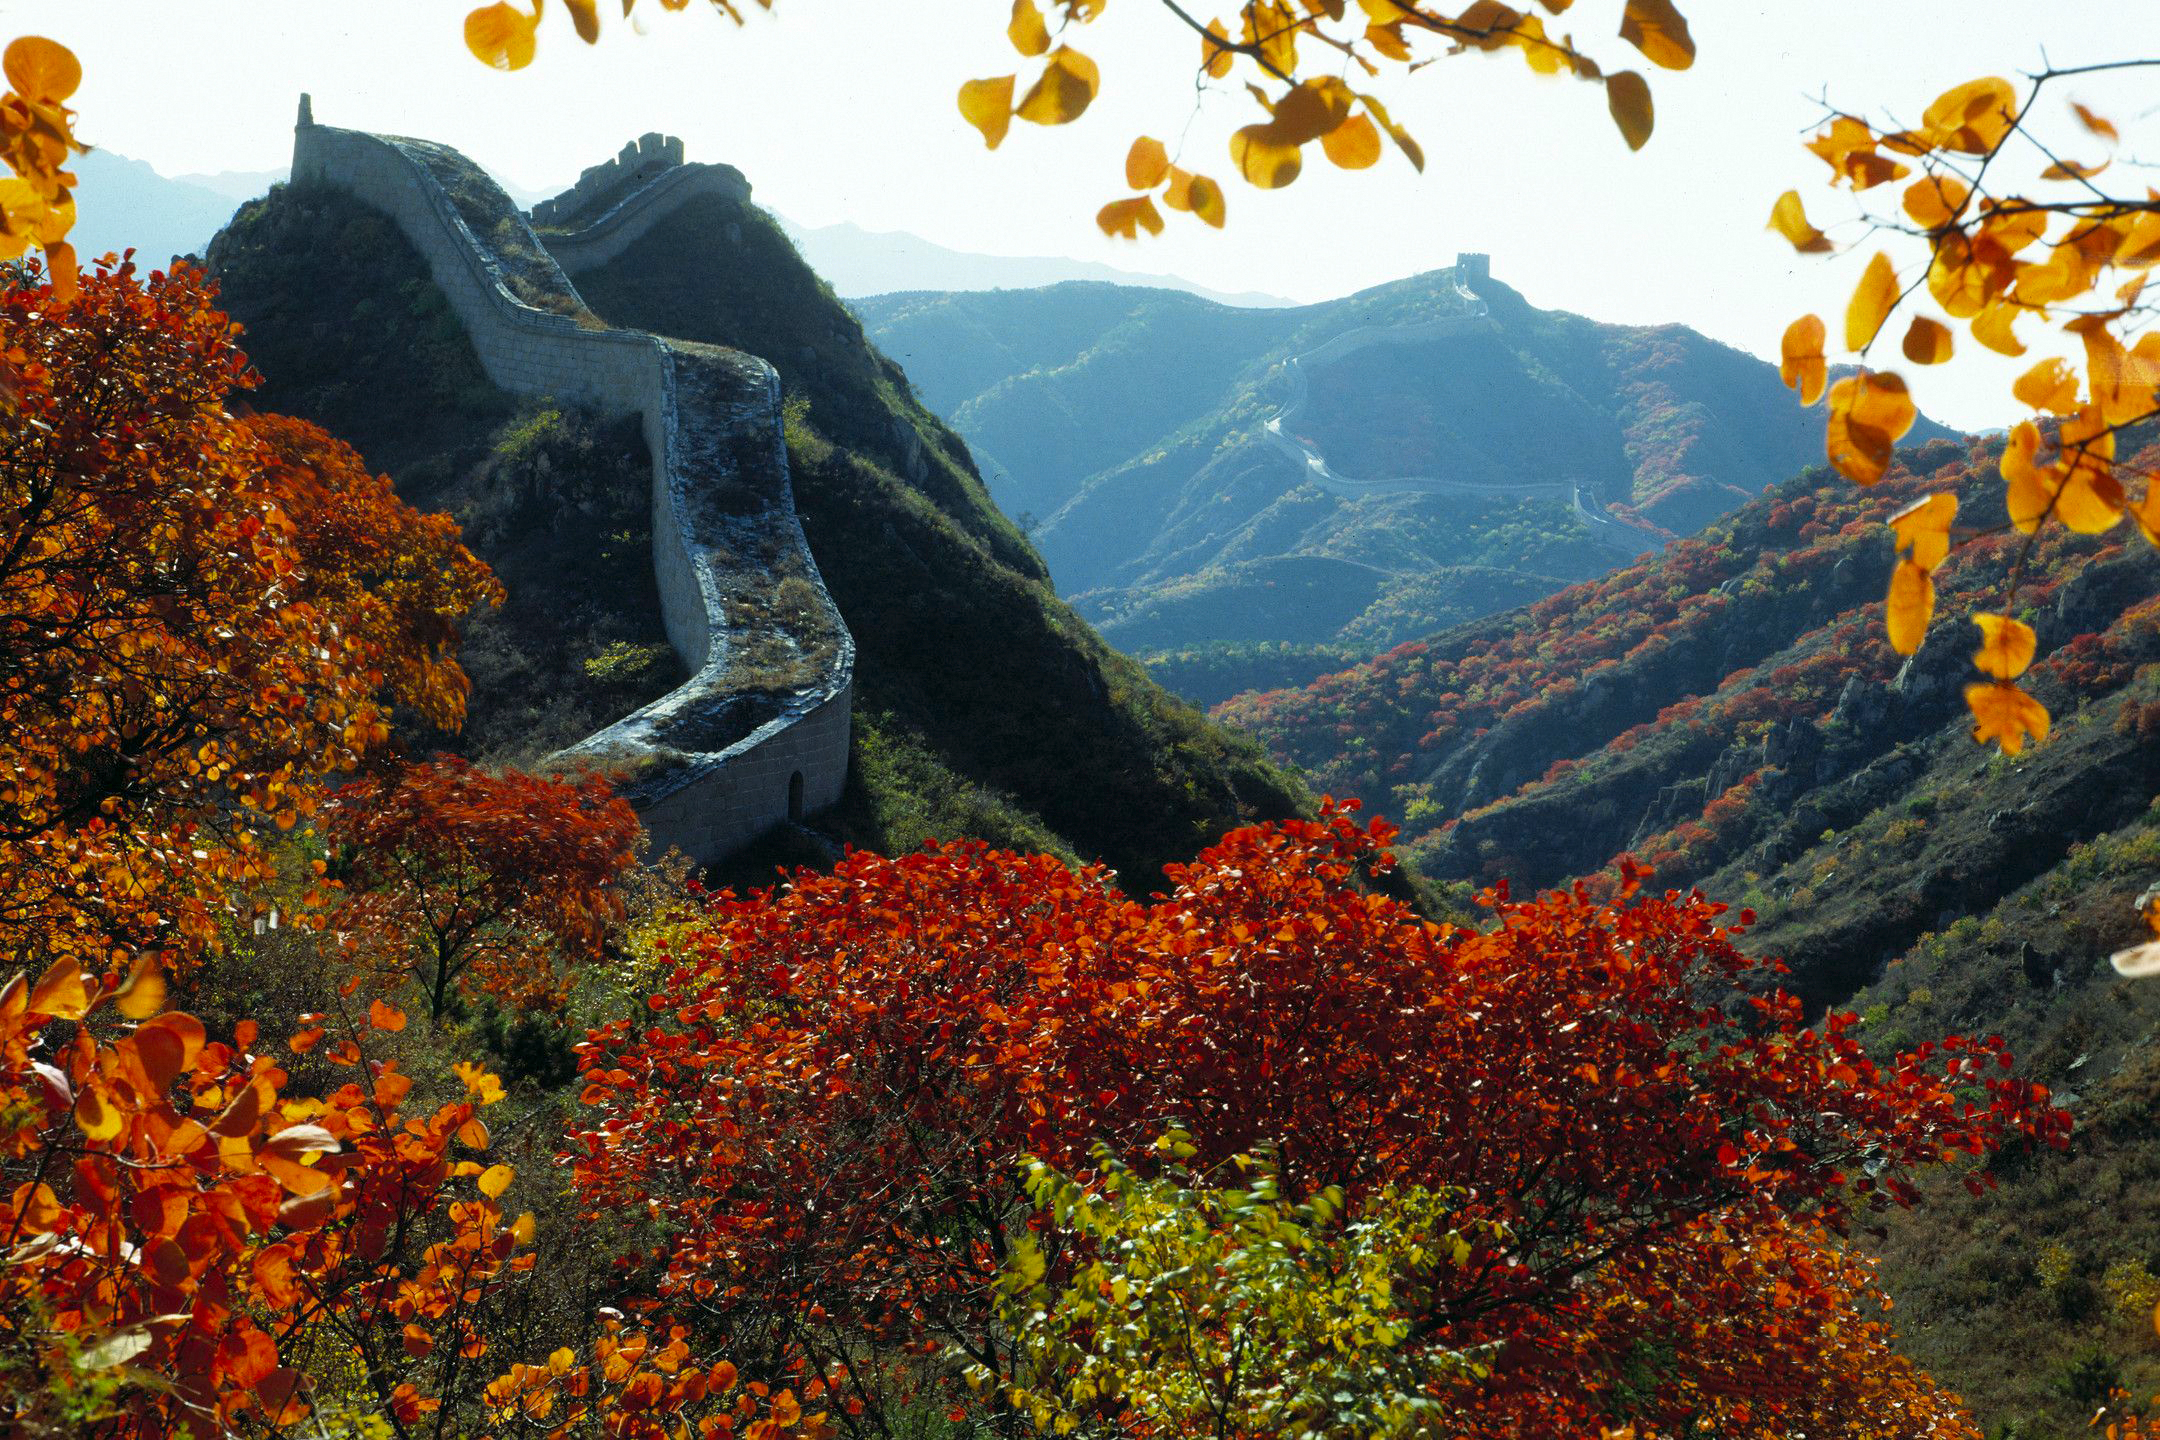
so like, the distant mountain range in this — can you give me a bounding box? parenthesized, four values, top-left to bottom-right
(66, 148, 1285, 307)
(855, 266, 1958, 679)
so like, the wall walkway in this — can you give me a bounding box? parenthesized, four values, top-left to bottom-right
(291, 106, 854, 865)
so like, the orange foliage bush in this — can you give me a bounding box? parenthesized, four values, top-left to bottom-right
(570, 807, 2067, 1436)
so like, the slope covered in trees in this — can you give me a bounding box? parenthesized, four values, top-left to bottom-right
(857, 266, 1956, 685)
(1222, 423, 2160, 1431)
(207, 177, 1305, 887)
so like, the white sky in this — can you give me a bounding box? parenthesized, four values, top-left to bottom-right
(13, 0, 2160, 430)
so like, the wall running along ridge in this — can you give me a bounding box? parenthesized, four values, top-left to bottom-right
(290, 102, 854, 864)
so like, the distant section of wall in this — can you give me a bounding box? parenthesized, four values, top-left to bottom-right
(531, 132, 685, 230)
(289, 101, 852, 866)
(541, 162, 752, 276)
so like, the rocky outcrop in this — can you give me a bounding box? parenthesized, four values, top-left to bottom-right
(290, 101, 852, 863)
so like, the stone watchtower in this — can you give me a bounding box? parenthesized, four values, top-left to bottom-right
(1456, 252, 1491, 288)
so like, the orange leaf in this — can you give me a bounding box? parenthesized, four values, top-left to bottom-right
(1126, 136, 1170, 189)
(26, 957, 89, 1020)
(2072, 101, 2120, 144)
(1321, 113, 1383, 170)
(1230, 125, 1304, 189)
(1900, 315, 1952, 365)
(1971, 614, 2036, 681)
(1901, 174, 1970, 230)
(368, 998, 407, 1032)
(1008, 0, 1052, 57)
(1203, 18, 1234, 78)
(1889, 491, 1956, 571)
(1604, 70, 1653, 152)
(1923, 76, 2016, 155)
(464, 3, 539, 71)
(3, 36, 81, 104)
(1619, 0, 1693, 70)
(958, 76, 1016, 150)
(1015, 46, 1099, 127)
(2012, 357, 2080, 415)
(1845, 251, 1899, 351)
(1965, 681, 2049, 754)
(1825, 370, 1916, 485)
(1970, 302, 2025, 358)
(1767, 191, 1832, 255)
(1779, 314, 1827, 406)
(1096, 196, 1165, 240)
(1885, 557, 1934, 655)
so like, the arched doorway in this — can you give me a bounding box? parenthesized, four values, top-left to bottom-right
(787, 770, 805, 823)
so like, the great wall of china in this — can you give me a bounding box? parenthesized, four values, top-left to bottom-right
(289, 98, 853, 864)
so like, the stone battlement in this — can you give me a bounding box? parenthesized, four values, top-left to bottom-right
(287, 96, 853, 865)
(531, 133, 688, 229)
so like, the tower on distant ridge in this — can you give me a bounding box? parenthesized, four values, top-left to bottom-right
(1456, 252, 1490, 287)
(297, 93, 313, 129)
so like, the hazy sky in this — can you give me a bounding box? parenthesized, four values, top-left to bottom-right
(15, 1, 2160, 430)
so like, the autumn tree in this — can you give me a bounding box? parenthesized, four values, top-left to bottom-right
(569, 808, 2066, 1438)
(0, 257, 500, 980)
(321, 757, 641, 1018)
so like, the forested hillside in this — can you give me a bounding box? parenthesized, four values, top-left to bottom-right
(858, 267, 1956, 689)
(209, 180, 1308, 887)
(1223, 424, 2160, 1432)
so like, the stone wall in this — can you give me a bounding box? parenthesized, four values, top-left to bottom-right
(530, 132, 686, 230)
(541, 162, 752, 277)
(289, 103, 853, 865)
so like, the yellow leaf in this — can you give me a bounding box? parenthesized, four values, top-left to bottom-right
(1604, 70, 1653, 151)
(478, 1163, 515, 1199)
(1203, 18, 1235, 78)
(2056, 405, 2124, 533)
(1889, 490, 1957, 572)
(1825, 370, 1916, 485)
(1885, 557, 1934, 655)
(1779, 314, 1827, 406)
(1965, 681, 2049, 754)
(1270, 80, 1356, 147)
(1901, 174, 1970, 230)
(464, 3, 539, 71)
(1619, 0, 1694, 70)
(2041, 157, 2109, 181)
(1357, 92, 1423, 171)
(1366, 20, 1411, 61)
(1923, 76, 2017, 155)
(958, 76, 1016, 149)
(1322, 113, 1383, 169)
(26, 957, 89, 1020)
(1971, 614, 2036, 681)
(1169, 170, 1227, 228)
(1095, 196, 1165, 240)
(2012, 357, 2080, 415)
(3, 36, 80, 104)
(115, 958, 166, 1021)
(75, 1086, 124, 1143)
(1970, 302, 2025, 358)
(1230, 125, 1304, 189)
(2001, 419, 2052, 533)
(1901, 315, 1952, 365)
(1126, 136, 1169, 189)
(563, 0, 601, 44)
(1009, 0, 1052, 57)
(1016, 46, 1099, 127)
(1767, 190, 1832, 255)
(1845, 250, 1899, 352)
(2072, 101, 2119, 144)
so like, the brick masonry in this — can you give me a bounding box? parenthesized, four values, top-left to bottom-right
(290, 102, 853, 866)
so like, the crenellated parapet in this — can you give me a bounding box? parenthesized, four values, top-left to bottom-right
(288, 96, 853, 864)
(530, 133, 688, 230)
